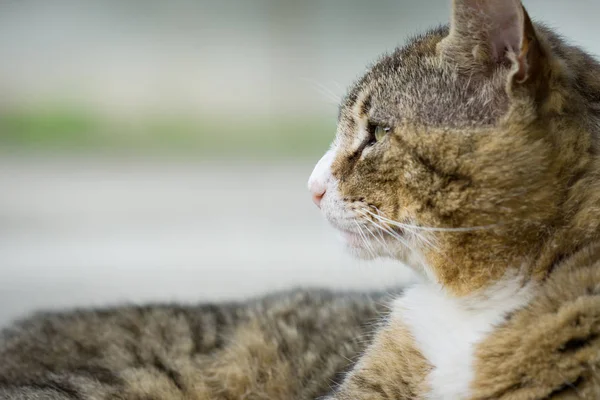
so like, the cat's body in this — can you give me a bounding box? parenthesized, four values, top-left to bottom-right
(329, 247, 600, 399)
(4, 0, 600, 399)
(309, 1, 600, 398)
(0, 290, 392, 399)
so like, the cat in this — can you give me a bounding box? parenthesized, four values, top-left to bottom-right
(0, 290, 393, 399)
(308, 0, 600, 398)
(3, 0, 600, 399)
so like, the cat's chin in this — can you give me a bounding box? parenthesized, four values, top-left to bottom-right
(337, 231, 377, 260)
(338, 230, 395, 261)
(338, 230, 416, 264)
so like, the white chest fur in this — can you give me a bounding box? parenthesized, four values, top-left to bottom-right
(392, 278, 534, 400)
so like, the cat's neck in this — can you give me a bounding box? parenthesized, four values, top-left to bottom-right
(422, 232, 540, 297)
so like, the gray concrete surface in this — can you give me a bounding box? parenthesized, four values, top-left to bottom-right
(0, 156, 414, 327)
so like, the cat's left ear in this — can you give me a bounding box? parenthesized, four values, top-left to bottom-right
(439, 0, 546, 85)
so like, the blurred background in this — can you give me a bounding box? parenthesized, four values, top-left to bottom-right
(0, 0, 597, 326)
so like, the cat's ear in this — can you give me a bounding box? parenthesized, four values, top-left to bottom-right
(439, 0, 545, 84)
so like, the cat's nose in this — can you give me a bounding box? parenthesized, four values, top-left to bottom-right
(308, 167, 327, 208)
(308, 150, 335, 209)
(310, 185, 326, 208)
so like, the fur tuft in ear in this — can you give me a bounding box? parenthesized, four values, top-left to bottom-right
(439, 0, 545, 84)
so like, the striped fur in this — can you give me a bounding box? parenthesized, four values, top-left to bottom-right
(0, 290, 393, 399)
(319, 0, 600, 399)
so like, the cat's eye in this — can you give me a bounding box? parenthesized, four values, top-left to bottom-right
(371, 125, 391, 143)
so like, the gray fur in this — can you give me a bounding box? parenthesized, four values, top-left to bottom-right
(0, 290, 394, 399)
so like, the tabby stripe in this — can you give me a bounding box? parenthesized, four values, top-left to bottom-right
(559, 333, 599, 353)
(359, 94, 373, 118)
(543, 376, 584, 399)
(152, 356, 185, 392)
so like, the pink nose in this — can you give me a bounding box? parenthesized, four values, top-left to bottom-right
(312, 189, 325, 208)
(308, 150, 334, 209)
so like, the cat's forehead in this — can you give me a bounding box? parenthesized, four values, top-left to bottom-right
(339, 26, 508, 132)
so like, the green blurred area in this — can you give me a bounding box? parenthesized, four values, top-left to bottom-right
(0, 108, 335, 159)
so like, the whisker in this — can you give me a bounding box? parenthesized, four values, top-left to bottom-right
(363, 220, 395, 258)
(357, 210, 396, 237)
(354, 221, 377, 258)
(357, 209, 420, 256)
(300, 78, 342, 105)
(363, 208, 498, 233)
(374, 223, 397, 259)
(358, 209, 429, 251)
(361, 207, 460, 273)
(369, 209, 434, 248)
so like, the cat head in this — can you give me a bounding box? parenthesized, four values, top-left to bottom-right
(308, 0, 594, 294)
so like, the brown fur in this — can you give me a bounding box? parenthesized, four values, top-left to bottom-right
(323, 0, 600, 399)
(0, 290, 393, 399)
(333, 18, 599, 294)
(330, 320, 431, 400)
(472, 243, 600, 399)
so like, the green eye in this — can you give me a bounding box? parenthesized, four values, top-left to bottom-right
(374, 125, 390, 142)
